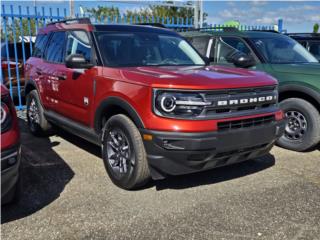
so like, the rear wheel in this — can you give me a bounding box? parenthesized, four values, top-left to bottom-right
(277, 98, 320, 151)
(26, 90, 53, 136)
(102, 114, 150, 189)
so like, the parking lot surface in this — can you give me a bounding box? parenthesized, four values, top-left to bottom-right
(1, 118, 320, 240)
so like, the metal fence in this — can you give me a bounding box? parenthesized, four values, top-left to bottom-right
(1, 4, 282, 109)
(0, 4, 194, 109)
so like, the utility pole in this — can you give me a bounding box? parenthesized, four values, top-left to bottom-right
(194, 0, 203, 28)
(69, 0, 75, 17)
(194, 0, 199, 28)
(199, 0, 203, 28)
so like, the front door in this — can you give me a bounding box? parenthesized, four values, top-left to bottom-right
(210, 36, 259, 69)
(53, 30, 94, 126)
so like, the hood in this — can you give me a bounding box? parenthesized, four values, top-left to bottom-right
(104, 65, 277, 90)
(271, 63, 320, 76)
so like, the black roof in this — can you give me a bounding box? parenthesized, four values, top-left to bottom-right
(93, 24, 178, 36)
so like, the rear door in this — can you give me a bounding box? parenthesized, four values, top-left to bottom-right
(25, 33, 50, 107)
(42, 31, 67, 110)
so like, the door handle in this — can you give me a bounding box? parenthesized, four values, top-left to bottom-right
(57, 74, 67, 80)
(36, 68, 42, 75)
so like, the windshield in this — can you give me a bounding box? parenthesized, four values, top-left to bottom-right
(251, 36, 318, 64)
(95, 32, 205, 67)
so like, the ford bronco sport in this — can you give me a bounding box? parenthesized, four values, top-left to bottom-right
(182, 29, 320, 152)
(25, 19, 285, 189)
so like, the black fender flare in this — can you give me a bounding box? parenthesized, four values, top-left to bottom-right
(94, 96, 145, 133)
(24, 79, 39, 96)
(279, 84, 320, 106)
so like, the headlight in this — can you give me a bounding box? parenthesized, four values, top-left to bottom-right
(1, 97, 12, 132)
(153, 89, 212, 118)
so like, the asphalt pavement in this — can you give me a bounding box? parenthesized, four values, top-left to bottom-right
(1, 118, 320, 240)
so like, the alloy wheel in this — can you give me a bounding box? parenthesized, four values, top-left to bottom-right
(28, 98, 40, 125)
(106, 128, 135, 179)
(284, 110, 308, 141)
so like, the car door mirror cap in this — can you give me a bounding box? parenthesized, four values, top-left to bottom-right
(65, 54, 93, 69)
(227, 51, 256, 68)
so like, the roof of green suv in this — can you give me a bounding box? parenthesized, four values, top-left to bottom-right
(181, 30, 283, 39)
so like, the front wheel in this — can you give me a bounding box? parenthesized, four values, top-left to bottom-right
(26, 90, 53, 136)
(277, 98, 320, 151)
(102, 114, 150, 189)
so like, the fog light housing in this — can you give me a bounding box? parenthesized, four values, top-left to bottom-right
(8, 157, 17, 165)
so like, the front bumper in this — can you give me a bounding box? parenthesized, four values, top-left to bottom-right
(141, 120, 285, 180)
(1, 144, 21, 202)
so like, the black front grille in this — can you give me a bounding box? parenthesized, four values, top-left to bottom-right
(218, 115, 275, 131)
(203, 86, 278, 117)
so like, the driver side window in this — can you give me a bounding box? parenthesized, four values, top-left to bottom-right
(215, 37, 253, 65)
(65, 31, 92, 62)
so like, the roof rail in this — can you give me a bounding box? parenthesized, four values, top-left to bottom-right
(47, 18, 91, 26)
(249, 29, 281, 34)
(138, 23, 167, 28)
(250, 29, 280, 33)
(200, 26, 239, 32)
(177, 26, 239, 33)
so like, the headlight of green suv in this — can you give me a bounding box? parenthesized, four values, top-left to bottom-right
(153, 89, 212, 118)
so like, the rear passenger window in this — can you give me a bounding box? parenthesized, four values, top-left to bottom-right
(33, 34, 49, 58)
(65, 31, 91, 62)
(45, 31, 66, 63)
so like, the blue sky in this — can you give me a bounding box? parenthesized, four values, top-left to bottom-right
(2, 1, 320, 32)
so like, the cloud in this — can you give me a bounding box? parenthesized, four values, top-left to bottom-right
(251, 1, 267, 6)
(212, 3, 320, 26)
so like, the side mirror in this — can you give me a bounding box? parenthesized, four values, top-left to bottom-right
(226, 51, 256, 68)
(65, 54, 93, 69)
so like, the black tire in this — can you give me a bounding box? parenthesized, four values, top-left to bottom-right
(277, 98, 320, 152)
(26, 90, 53, 136)
(102, 114, 150, 189)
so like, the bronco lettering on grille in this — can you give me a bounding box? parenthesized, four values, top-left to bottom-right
(217, 95, 277, 106)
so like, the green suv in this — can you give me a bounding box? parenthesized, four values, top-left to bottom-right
(181, 30, 320, 152)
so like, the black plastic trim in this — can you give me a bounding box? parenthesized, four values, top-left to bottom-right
(140, 119, 285, 179)
(44, 110, 100, 145)
(279, 84, 320, 106)
(94, 97, 145, 133)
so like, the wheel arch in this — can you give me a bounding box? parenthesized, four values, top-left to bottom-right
(94, 97, 145, 134)
(24, 80, 38, 96)
(279, 84, 320, 112)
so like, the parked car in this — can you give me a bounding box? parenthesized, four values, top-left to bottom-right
(181, 29, 320, 152)
(287, 33, 320, 61)
(24, 19, 285, 189)
(1, 42, 32, 97)
(1, 84, 21, 204)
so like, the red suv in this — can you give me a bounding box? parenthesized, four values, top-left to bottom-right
(1, 85, 21, 204)
(24, 19, 285, 189)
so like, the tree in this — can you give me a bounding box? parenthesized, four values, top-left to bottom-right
(314, 23, 319, 33)
(85, 5, 120, 21)
(85, 3, 207, 24)
(125, 5, 207, 24)
(1, 18, 41, 42)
